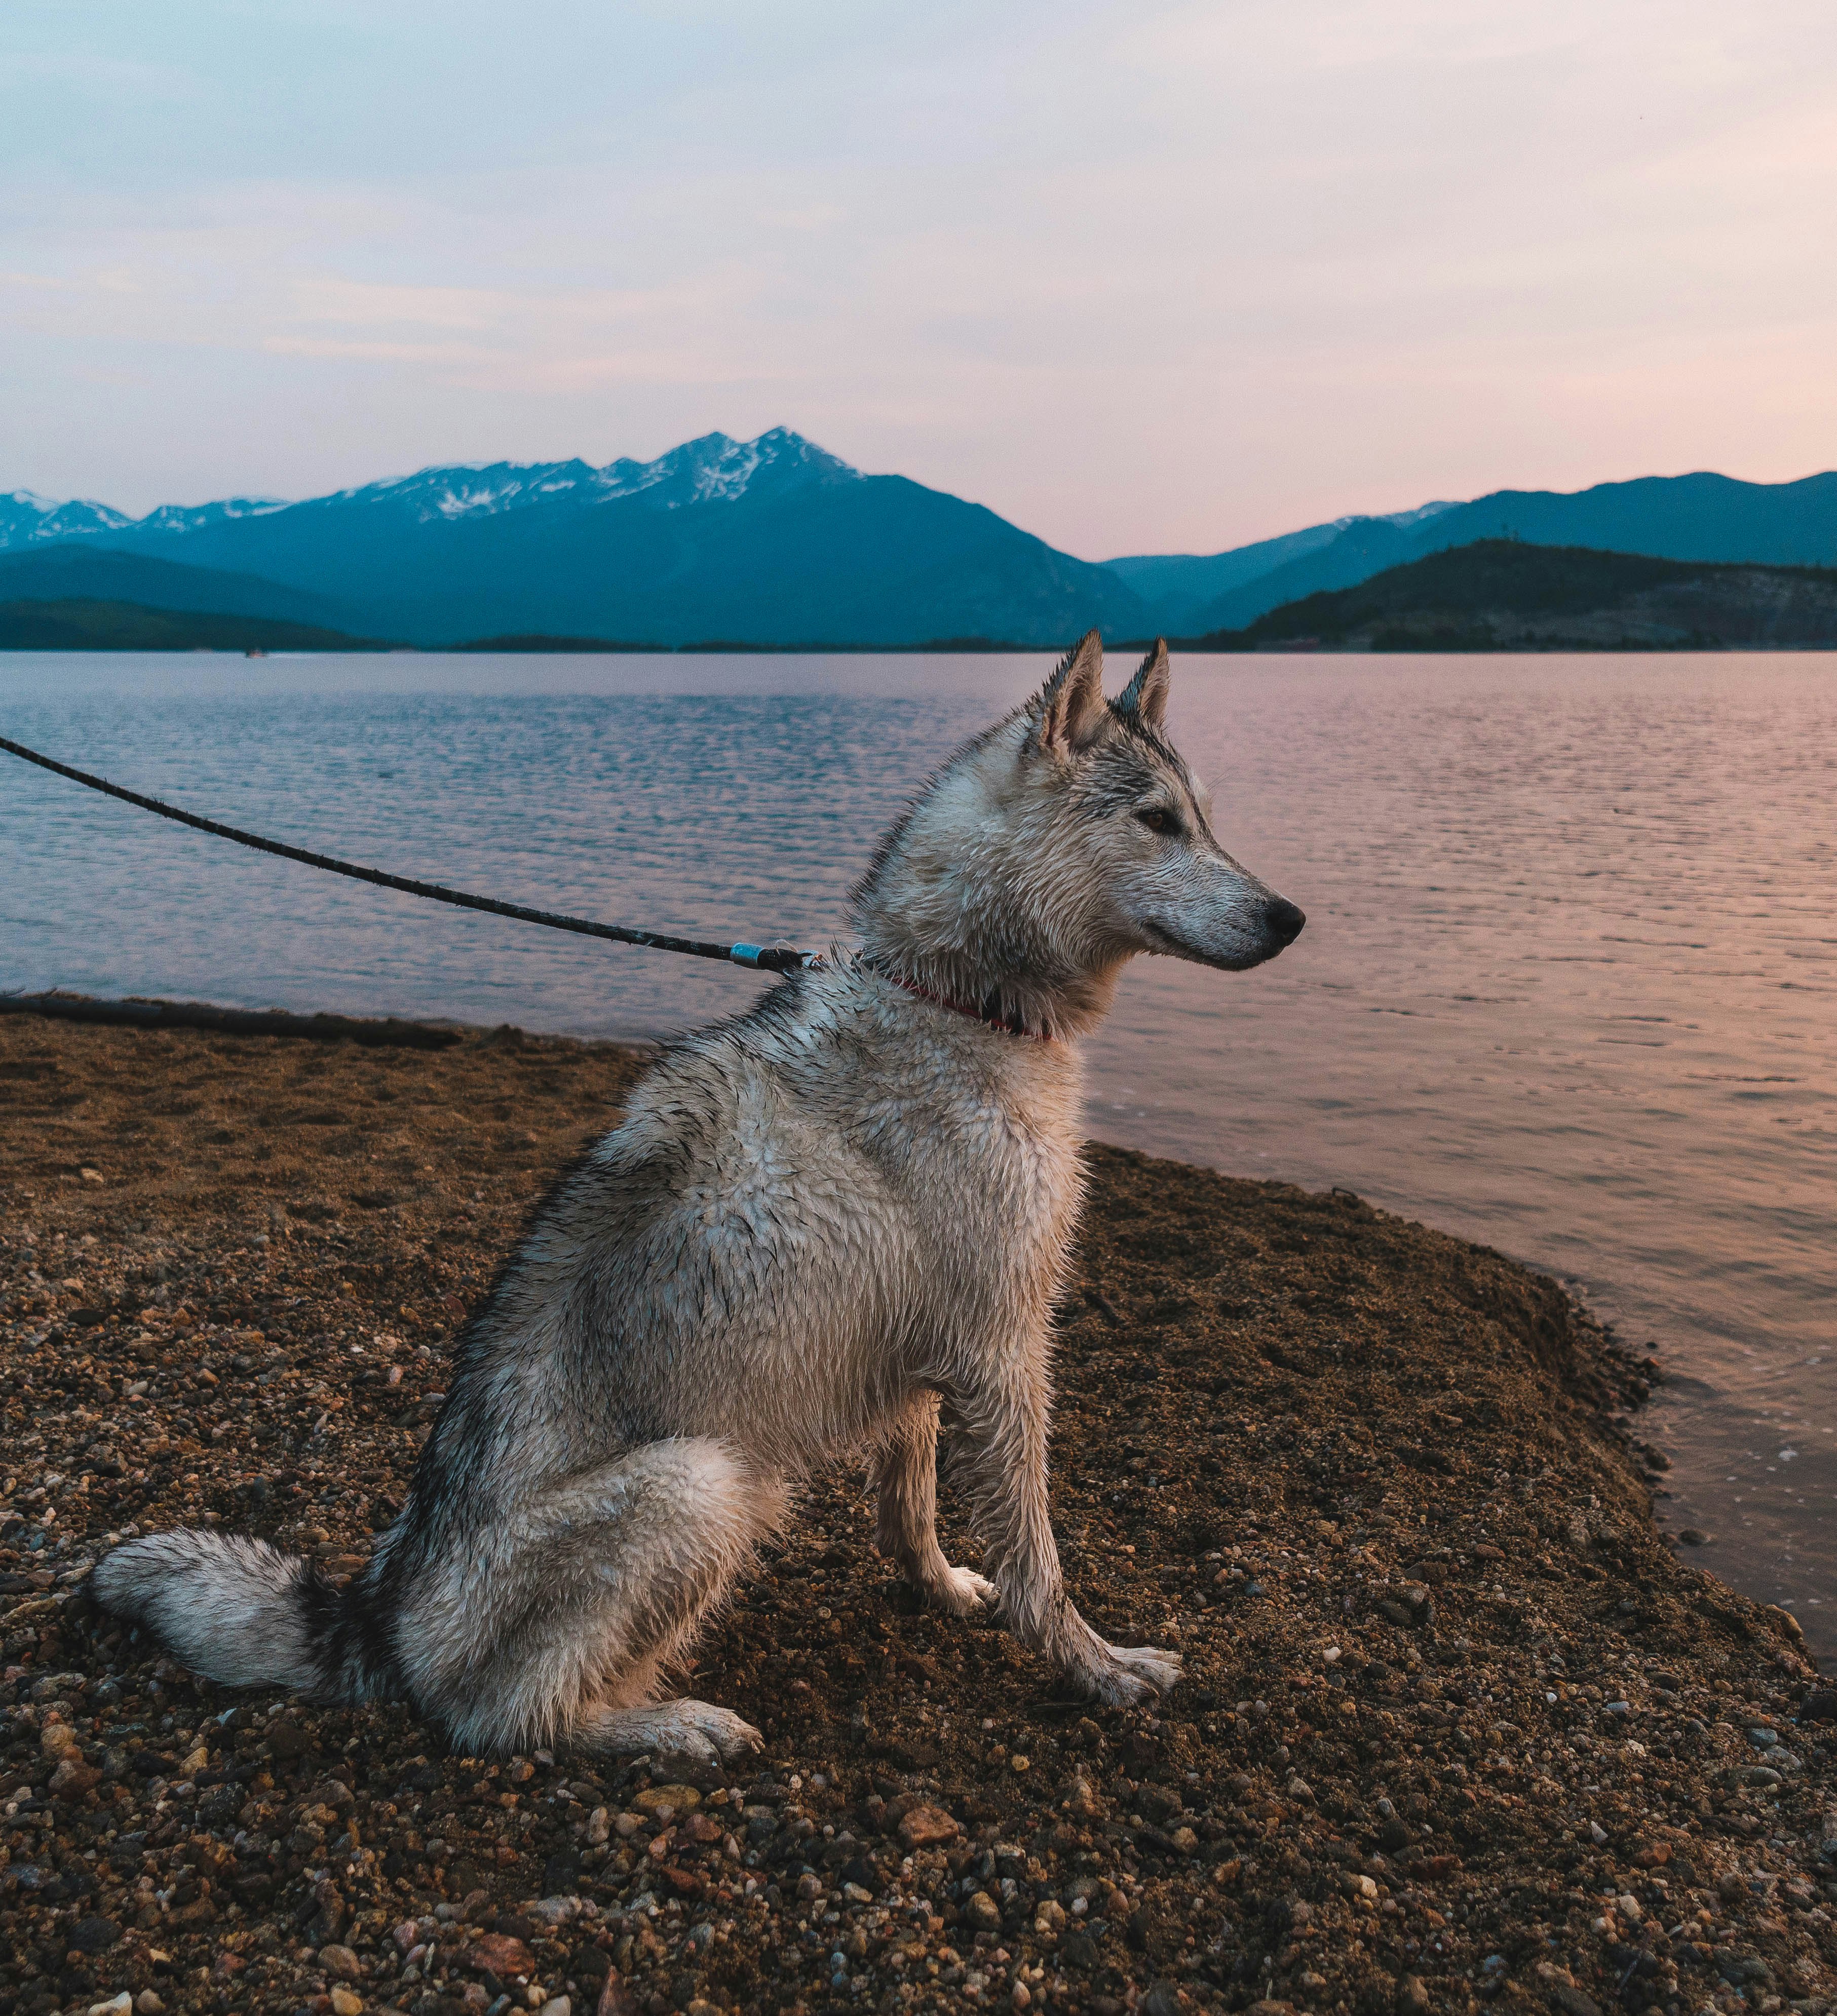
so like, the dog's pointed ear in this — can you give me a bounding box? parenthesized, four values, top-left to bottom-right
(1113, 639, 1170, 732)
(1032, 630, 1108, 755)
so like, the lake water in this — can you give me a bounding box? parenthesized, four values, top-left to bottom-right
(4, 649, 1834, 1651)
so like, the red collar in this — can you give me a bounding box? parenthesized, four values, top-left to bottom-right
(870, 964, 1053, 1043)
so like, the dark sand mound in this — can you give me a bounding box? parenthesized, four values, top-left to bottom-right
(3, 1012, 1834, 2016)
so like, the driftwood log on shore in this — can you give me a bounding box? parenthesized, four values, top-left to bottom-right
(2, 1011, 1833, 2016)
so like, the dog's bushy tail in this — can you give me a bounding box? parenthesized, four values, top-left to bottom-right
(93, 1529, 368, 1699)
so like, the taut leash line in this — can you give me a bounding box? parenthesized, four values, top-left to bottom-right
(0, 733, 816, 974)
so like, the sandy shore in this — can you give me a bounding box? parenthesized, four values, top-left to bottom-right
(3, 1007, 1835, 2016)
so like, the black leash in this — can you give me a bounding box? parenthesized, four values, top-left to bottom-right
(0, 733, 816, 974)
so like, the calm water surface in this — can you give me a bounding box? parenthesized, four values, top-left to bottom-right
(3, 651, 1833, 1647)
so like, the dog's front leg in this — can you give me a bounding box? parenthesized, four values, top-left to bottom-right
(873, 1392, 995, 1615)
(953, 1353, 1180, 1707)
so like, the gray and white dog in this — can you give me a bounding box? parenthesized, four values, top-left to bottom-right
(95, 633, 1304, 1765)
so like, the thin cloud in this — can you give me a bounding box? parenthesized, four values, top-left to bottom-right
(2, 0, 1833, 548)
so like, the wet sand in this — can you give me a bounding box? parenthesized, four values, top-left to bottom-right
(3, 1009, 1835, 2016)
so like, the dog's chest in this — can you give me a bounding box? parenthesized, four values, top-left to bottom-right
(874, 1044, 1085, 1312)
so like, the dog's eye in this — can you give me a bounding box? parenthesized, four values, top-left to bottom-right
(1134, 806, 1179, 836)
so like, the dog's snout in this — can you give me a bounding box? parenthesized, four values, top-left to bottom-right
(1264, 897, 1306, 945)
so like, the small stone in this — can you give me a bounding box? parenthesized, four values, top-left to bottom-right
(1397, 1978, 1431, 2016)
(631, 1782, 701, 1816)
(52, 1754, 104, 1799)
(539, 2000, 572, 2016)
(897, 1801, 961, 1849)
(320, 1944, 363, 1981)
(72, 1914, 123, 1954)
(594, 1974, 641, 2016)
(1011, 1985, 1031, 2011)
(329, 1991, 363, 2016)
(1063, 1776, 1104, 1820)
(469, 1932, 535, 1980)
(1588, 1820, 1609, 1844)
(135, 1996, 165, 2015)
(87, 1997, 133, 2016)
(966, 1890, 1003, 1931)
(304, 1775, 358, 1813)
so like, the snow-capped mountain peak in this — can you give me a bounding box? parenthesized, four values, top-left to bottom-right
(309, 429, 858, 525)
(135, 498, 291, 534)
(0, 430, 861, 551)
(1321, 500, 1458, 536)
(0, 490, 135, 551)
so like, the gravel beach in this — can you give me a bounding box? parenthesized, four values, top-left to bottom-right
(3, 1007, 1835, 2016)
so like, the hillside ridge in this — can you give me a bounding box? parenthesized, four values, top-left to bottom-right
(1182, 540, 1837, 652)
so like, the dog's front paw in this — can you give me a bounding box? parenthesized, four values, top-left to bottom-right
(924, 1563, 998, 1617)
(1071, 1641, 1182, 1707)
(650, 1700, 764, 1765)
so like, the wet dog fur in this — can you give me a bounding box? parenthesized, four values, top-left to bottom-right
(95, 634, 1305, 1765)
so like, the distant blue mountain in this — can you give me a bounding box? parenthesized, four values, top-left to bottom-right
(1105, 502, 1456, 634)
(5, 431, 1147, 647)
(1164, 472, 1837, 635)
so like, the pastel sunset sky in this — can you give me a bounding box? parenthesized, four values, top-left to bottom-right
(5, 0, 1834, 555)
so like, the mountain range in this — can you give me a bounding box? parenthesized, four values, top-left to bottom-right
(1143, 471, 1837, 635)
(4, 431, 1834, 648)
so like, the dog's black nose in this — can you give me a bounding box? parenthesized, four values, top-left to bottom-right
(1264, 897, 1306, 944)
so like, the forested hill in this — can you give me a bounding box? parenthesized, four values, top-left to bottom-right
(0, 597, 378, 652)
(1183, 541, 1837, 651)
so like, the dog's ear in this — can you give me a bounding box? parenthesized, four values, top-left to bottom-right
(1032, 630, 1108, 755)
(1112, 639, 1170, 732)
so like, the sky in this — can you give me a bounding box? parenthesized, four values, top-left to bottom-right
(4, 0, 1835, 559)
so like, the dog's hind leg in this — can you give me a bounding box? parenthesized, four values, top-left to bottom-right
(423, 1438, 783, 1766)
(873, 1393, 996, 1616)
